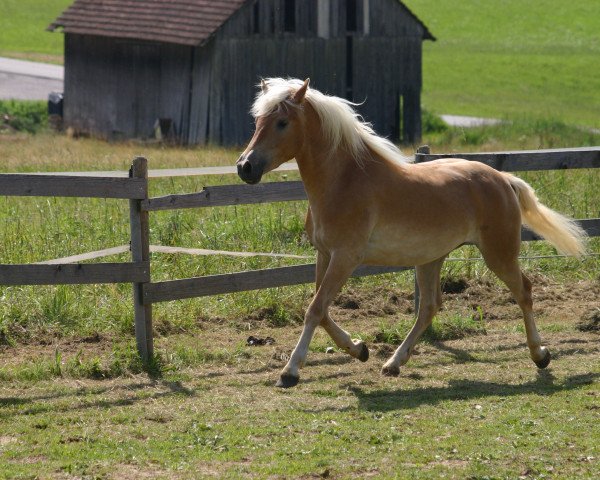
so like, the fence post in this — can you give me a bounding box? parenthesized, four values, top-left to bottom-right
(412, 145, 431, 315)
(129, 157, 153, 363)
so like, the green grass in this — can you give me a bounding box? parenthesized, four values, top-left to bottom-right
(0, 100, 48, 133)
(0, 328, 598, 478)
(3, 0, 600, 130)
(373, 311, 487, 345)
(0, 133, 597, 478)
(403, 0, 600, 128)
(0, 0, 71, 63)
(1, 3, 599, 475)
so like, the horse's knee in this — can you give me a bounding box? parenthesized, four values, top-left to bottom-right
(419, 294, 441, 320)
(304, 304, 325, 327)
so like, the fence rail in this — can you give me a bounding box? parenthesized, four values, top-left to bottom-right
(415, 146, 600, 171)
(0, 262, 150, 285)
(1, 146, 598, 363)
(142, 181, 307, 211)
(0, 173, 147, 199)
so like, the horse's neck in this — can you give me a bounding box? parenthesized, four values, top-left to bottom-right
(295, 109, 355, 204)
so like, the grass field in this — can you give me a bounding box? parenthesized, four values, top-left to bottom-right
(0, 0, 70, 63)
(0, 130, 599, 478)
(402, 0, 600, 128)
(2, 1, 600, 127)
(1, 1, 599, 477)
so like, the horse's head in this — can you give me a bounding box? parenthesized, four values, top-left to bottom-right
(237, 78, 309, 184)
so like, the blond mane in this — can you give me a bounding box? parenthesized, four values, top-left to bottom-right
(252, 78, 410, 165)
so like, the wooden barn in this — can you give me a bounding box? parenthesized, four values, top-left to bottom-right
(48, 0, 434, 145)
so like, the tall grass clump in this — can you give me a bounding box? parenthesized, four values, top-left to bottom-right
(0, 100, 48, 134)
(374, 310, 486, 346)
(425, 117, 600, 151)
(422, 109, 449, 135)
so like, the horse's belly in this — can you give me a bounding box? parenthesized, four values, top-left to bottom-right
(363, 225, 470, 266)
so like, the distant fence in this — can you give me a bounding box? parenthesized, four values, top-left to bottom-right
(1, 146, 598, 362)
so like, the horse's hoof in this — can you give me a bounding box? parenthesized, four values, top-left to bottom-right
(534, 348, 551, 369)
(276, 373, 299, 388)
(357, 342, 369, 362)
(381, 365, 400, 377)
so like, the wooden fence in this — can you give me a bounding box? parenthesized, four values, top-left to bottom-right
(1, 146, 598, 362)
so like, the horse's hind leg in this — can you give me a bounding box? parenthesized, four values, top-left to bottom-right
(382, 256, 446, 376)
(480, 247, 551, 369)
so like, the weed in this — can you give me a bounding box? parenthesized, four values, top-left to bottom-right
(0, 100, 48, 134)
(422, 109, 449, 134)
(423, 310, 487, 342)
(374, 310, 486, 345)
(51, 348, 62, 377)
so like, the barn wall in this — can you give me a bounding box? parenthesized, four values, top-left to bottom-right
(198, 0, 425, 145)
(198, 35, 347, 146)
(64, 34, 192, 141)
(368, 0, 428, 37)
(64, 34, 118, 137)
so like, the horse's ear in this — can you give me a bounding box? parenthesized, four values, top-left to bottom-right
(261, 79, 268, 93)
(292, 78, 310, 104)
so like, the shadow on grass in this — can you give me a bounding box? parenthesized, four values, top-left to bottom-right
(0, 379, 194, 419)
(424, 337, 599, 364)
(349, 370, 598, 412)
(428, 342, 480, 363)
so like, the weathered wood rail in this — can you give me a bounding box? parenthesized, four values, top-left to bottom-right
(0, 146, 598, 363)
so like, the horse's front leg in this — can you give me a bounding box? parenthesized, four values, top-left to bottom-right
(276, 251, 359, 388)
(314, 251, 369, 362)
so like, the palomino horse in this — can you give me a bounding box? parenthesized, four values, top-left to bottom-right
(237, 78, 587, 388)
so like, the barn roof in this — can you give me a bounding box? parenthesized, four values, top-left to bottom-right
(47, 0, 247, 46)
(398, 1, 435, 41)
(48, 0, 434, 46)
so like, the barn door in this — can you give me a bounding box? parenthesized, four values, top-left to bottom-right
(115, 42, 161, 139)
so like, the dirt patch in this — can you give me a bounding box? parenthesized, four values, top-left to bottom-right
(577, 307, 600, 332)
(441, 277, 469, 294)
(331, 287, 414, 321)
(0, 276, 597, 371)
(0, 435, 18, 446)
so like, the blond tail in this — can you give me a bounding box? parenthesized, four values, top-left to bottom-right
(506, 174, 587, 258)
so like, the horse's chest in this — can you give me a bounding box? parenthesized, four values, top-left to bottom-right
(306, 210, 361, 252)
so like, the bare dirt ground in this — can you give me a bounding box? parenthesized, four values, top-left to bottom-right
(1, 275, 598, 372)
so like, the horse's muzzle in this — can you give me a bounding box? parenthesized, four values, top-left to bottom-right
(237, 151, 265, 184)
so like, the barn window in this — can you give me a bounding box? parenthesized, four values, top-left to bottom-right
(284, 0, 296, 32)
(346, 0, 358, 32)
(253, 2, 260, 34)
(270, 7, 276, 33)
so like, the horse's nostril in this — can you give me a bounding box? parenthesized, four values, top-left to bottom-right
(242, 162, 252, 175)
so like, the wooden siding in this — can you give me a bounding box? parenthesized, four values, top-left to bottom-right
(64, 34, 192, 142)
(195, 38, 420, 144)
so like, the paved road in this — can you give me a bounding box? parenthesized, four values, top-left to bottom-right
(0, 57, 63, 100)
(440, 114, 502, 127)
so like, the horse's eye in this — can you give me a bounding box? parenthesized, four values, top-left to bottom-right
(277, 119, 289, 130)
